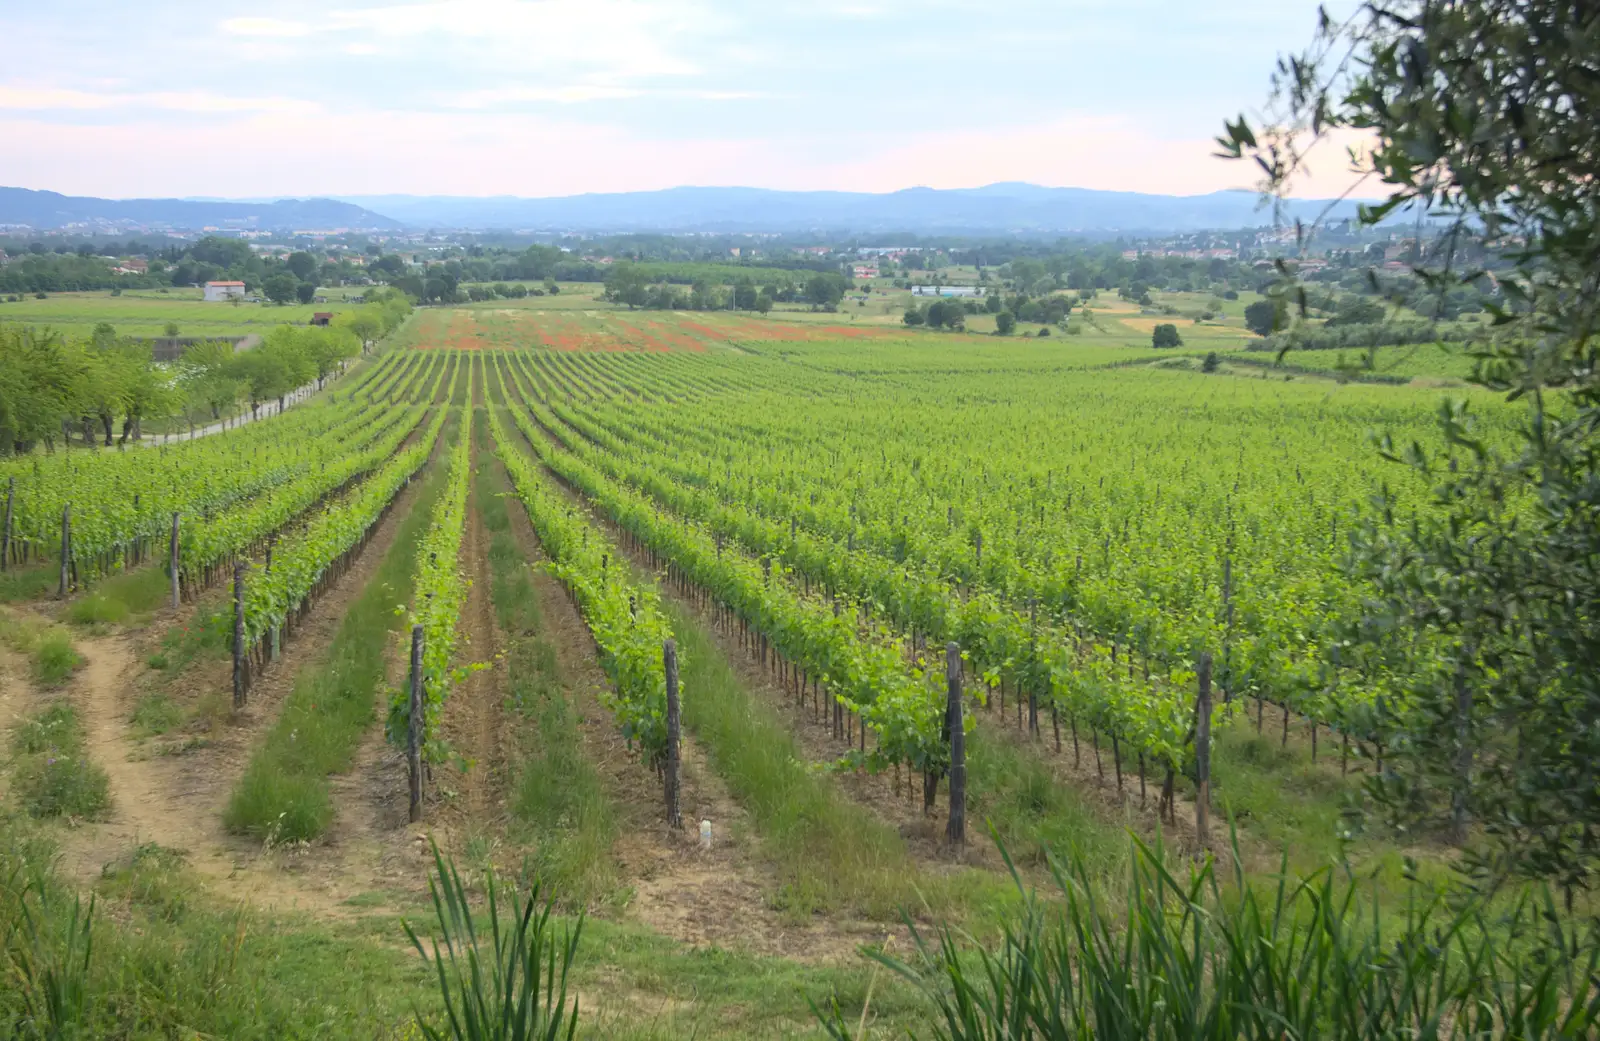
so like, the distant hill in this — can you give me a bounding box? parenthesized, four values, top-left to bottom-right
(335, 183, 1373, 234)
(0, 187, 402, 232)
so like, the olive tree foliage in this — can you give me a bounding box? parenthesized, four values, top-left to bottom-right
(1219, 1, 1600, 897)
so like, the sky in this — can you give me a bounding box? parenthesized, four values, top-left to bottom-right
(0, 0, 1364, 200)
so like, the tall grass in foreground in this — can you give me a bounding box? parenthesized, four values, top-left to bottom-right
(816, 834, 1600, 1040)
(405, 840, 582, 1041)
(224, 458, 446, 841)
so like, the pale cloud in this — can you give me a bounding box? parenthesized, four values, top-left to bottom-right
(445, 85, 647, 107)
(0, 86, 321, 115)
(441, 85, 767, 107)
(219, 17, 313, 37)
(0, 106, 1364, 201)
(0, 0, 1354, 198)
(316, 0, 710, 78)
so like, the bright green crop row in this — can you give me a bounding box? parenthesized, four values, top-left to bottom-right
(513, 347, 1518, 744)
(485, 357, 674, 767)
(389, 372, 473, 761)
(503, 352, 1196, 775)
(0, 351, 419, 581)
(240, 357, 463, 651)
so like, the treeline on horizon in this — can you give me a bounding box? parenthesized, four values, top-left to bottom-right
(0, 229, 1498, 329)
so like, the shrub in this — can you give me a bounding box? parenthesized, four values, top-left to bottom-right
(33, 631, 84, 687)
(130, 693, 184, 736)
(1202, 351, 1221, 373)
(1151, 323, 1183, 348)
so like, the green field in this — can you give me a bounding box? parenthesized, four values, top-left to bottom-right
(0, 286, 374, 338)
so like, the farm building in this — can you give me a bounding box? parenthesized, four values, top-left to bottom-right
(203, 280, 246, 302)
(310, 312, 333, 326)
(911, 284, 980, 297)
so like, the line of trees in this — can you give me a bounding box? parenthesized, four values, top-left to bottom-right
(602, 262, 851, 312)
(0, 291, 410, 454)
(0, 236, 375, 297)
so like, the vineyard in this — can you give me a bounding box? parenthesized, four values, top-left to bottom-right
(0, 331, 1570, 1039)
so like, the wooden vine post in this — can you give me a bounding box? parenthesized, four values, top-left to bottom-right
(1195, 652, 1213, 848)
(58, 504, 71, 598)
(1221, 555, 1233, 704)
(169, 512, 181, 608)
(1, 476, 13, 573)
(946, 641, 966, 846)
(231, 561, 246, 710)
(408, 624, 424, 823)
(1027, 599, 1040, 737)
(664, 638, 683, 830)
(265, 539, 278, 662)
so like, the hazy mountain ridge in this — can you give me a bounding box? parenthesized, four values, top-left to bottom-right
(1, 182, 1374, 235)
(0, 187, 402, 232)
(335, 183, 1370, 234)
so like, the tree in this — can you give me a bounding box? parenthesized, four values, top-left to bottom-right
(295, 281, 317, 305)
(1222, 0, 1600, 897)
(604, 263, 649, 309)
(179, 339, 241, 420)
(985, 293, 1003, 313)
(301, 327, 359, 387)
(994, 310, 1017, 335)
(340, 310, 384, 354)
(1242, 299, 1282, 336)
(902, 306, 925, 327)
(804, 274, 845, 310)
(754, 292, 773, 315)
(286, 251, 318, 281)
(262, 273, 297, 306)
(1151, 323, 1182, 348)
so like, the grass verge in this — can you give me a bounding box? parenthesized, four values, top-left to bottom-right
(223, 449, 447, 842)
(9, 701, 110, 819)
(65, 565, 172, 626)
(0, 563, 55, 603)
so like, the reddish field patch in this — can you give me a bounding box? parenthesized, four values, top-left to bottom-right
(400, 306, 909, 352)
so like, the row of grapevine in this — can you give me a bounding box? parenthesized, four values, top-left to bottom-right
(0, 351, 425, 582)
(507, 363, 1196, 777)
(485, 361, 674, 767)
(235, 359, 463, 690)
(178, 392, 434, 591)
(493, 355, 962, 782)
(386, 385, 473, 759)
(516, 347, 1423, 746)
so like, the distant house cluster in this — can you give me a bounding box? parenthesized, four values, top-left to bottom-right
(851, 264, 879, 279)
(1121, 248, 1238, 261)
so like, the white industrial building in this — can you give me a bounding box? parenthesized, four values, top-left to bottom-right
(203, 280, 247, 302)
